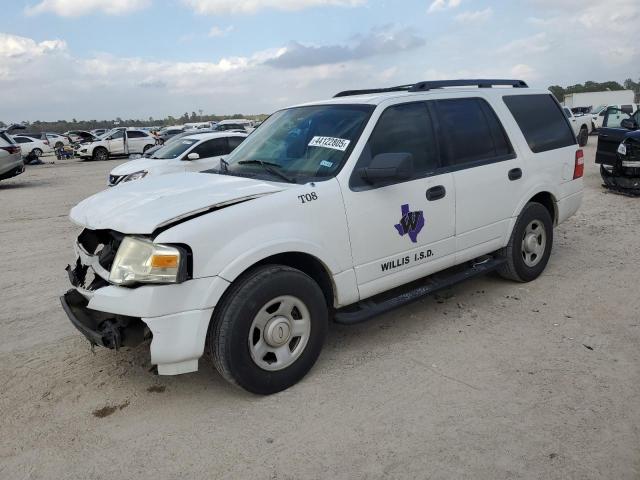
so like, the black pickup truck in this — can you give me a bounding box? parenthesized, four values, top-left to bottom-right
(596, 107, 640, 195)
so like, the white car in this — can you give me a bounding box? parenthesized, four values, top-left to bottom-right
(76, 128, 156, 161)
(107, 132, 247, 186)
(562, 107, 590, 146)
(62, 79, 583, 394)
(591, 104, 639, 130)
(11, 135, 53, 157)
(44, 132, 70, 149)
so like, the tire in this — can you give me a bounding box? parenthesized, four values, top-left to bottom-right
(54, 142, 63, 149)
(92, 147, 109, 161)
(143, 144, 152, 152)
(497, 202, 553, 282)
(208, 264, 328, 394)
(578, 126, 589, 146)
(32, 148, 43, 157)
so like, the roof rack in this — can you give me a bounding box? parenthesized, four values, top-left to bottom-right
(334, 79, 528, 98)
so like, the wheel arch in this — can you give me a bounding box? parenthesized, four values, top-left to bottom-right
(224, 251, 337, 309)
(507, 188, 558, 245)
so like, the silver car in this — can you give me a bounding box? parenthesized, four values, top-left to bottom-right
(0, 127, 25, 181)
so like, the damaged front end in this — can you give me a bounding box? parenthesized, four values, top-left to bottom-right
(62, 228, 149, 349)
(601, 136, 640, 196)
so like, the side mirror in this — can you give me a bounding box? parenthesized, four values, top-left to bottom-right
(359, 153, 413, 184)
(621, 118, 637, 130)
(186, 152, 200, 160)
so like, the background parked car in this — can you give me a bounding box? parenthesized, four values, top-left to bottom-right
(108, 131, 247, 185)
(156, 126, 185, 144)
(0, 125, 25, 181)
(11, 135, 53, 158)
(64, 130, 97, 144)
(562, 107, 590, 146)
(76, 128, 157, 161)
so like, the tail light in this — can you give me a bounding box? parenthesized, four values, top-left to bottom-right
(1, 145, 21, 155)
(43, 140, 50, 145)
(573, 149, 584, 179)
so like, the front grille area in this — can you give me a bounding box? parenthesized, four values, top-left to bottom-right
(66, 229, 124, 291)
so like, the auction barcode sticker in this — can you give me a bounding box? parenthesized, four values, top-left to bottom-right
(308, 136, 351, 152)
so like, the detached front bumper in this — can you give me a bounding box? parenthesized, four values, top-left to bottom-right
(60, 289, 146, 349)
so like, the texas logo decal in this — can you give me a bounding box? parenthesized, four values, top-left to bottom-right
(394, 204, 424, 243)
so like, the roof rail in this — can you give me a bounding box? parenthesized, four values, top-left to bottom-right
(333, 84, 413, 98)
(408, 79, 528, 92)
(334, 79, 528, 98)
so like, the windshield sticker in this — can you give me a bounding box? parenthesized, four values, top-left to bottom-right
(394, 204, 424, 243)
(319, 160, 333, 168)
(309, 136, 351, 152)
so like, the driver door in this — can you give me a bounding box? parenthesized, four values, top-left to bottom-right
(596, 108, 639, 165)
(107, 130, 125, 155)
(340, 101, 456, 300)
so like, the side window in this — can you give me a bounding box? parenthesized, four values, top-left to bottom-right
(435, 97, 513, 166)
(127, 130, 146, 138)
(503, 94, 576, 153)
(109, 130, 124, 140)
(603, 108, 631, 128)
(367, 102, 439, 175)
(192, 138, 227, 158)
(227, 136, 245, 152)
(14, 137, 30, 143)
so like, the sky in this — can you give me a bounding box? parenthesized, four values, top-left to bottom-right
(1, 0, 638, 122)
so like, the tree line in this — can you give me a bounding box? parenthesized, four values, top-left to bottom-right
(549, 78, 640, 103)
(0, 111, 269, 134)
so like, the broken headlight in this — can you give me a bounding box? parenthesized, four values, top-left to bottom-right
(122, 170, 148, 182)
(109, 237, 187, 286)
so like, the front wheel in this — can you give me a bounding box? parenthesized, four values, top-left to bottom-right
(497, 202, 553, 282)
(92, 147, 109, 161)
(208, 265, 328, 394)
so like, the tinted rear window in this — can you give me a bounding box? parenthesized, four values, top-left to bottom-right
(435, 97, 513, 166)
(503, 94, 576, 153)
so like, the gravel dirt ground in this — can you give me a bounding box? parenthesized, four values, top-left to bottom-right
(1, 143, 639, 480)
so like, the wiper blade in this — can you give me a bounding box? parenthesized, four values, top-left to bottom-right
(237, 159, 296, 183)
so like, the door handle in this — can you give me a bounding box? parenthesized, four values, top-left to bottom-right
(508, 168, 522, 181)
(426, 185, 446, 201)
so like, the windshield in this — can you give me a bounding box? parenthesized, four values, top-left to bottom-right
(151, 138, 198, 159)
(222, 104, 373, 182)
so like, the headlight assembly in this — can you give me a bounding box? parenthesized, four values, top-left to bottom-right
(617, 142, 627, 156)
(122, 170, 148, 182)
(109, 237, 188, 286)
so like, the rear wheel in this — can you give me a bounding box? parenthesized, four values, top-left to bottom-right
(54, 141, 63, 149)
(497, 202, 553, 282)
(208, 265, 328, 394)
(92, 147, 109, 161)
(578, 126, 589, 146)
(143, 144, 152, 152)
(32, 148, 43, 157)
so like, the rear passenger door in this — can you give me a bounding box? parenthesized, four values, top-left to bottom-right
(433, 97, 522, 260)
(341, 101, 456, 299)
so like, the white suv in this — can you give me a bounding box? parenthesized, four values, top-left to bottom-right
(61, 79, 584, 394)
(76, 128, 156, 161)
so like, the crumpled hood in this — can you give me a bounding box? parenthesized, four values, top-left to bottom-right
(70, 172, 285, 234)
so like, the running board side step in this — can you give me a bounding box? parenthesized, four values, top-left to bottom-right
(333, 257, 506, 325)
